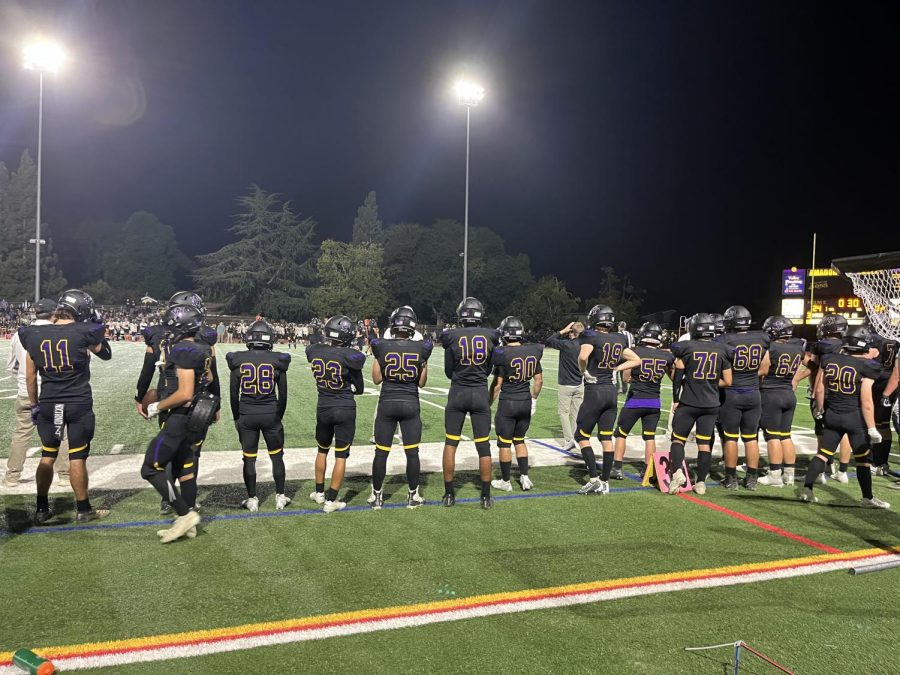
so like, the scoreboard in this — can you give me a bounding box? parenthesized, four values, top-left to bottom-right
(780, 267, 865, 325)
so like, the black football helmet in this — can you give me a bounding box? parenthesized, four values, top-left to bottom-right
(457, 297, 485, 326)
(638, 322, 662, 346)
(689, 313, 717, 340)
(389, 305, 417, 336)
(323, 315, 355, 346)
(499, 316, 525, 343)
(817, 313, 849, 339)
(723, 305, 752, 332)
(762, 315, 794, 340)
(164, 304, 204, 340)
(587, 304, 615, 329)
(56, 289, 96, 322)
(245, 320, 276, 349)
(842, 325, 873, 353)
(709, 312, 725, 335)
(168, 291, 206, 315)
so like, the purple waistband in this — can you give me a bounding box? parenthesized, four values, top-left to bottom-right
(625, 397, 661, 409)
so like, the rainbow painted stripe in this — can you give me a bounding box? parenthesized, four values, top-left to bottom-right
(0, 547, 895, 672)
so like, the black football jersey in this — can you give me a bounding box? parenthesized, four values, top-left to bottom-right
(761, 338, 805, 390)
(372, 337, 434, 402)
(227, 349, 291, 414)
(21, 321, 106, 404)
(628, 346, 675, 399)
(811, 337, 842, 359)
(671, 339, 732, 408)
(440, 327, 500, 388)
(197, 324, 218, 346)
(820, 352, 881, 414)
(871, 335, 899, 383)
(580, 330, 630, 386)
(158, 339, 213, 401)
(721, 331, 770, 389)
(493, 343, 544, 401)
(306, 343, 365, 406)
(141, 324, 166, 358)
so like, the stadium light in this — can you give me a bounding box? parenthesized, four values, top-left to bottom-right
(453, 77, 485, 301)
(22, 39, 66, 302)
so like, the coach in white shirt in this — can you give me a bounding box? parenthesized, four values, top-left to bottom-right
(4, 298, 70, 487)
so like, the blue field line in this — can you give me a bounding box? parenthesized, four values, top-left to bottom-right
(528, 437, 647, 483)
(5, 483, 650, 537)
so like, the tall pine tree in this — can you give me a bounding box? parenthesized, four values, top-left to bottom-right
(351, 190, 383, 244)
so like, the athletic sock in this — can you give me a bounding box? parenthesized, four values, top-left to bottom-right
(856, 465, 873, 500)
(36, 495, 49, 511)
(839, 461, 849, 473)
(146, 474, 189, 516)
(516, 456, 529, 476)
(406, 449, 420, 491)
(696, 451, 712, 482)
(315, 482, 325, 494)
(581, 445, 598, 478)
(500, 461, 511, 481)
(444, 480, 455, 497)
(725, 466, 737, 478)
(242, 459, 257, 497)
(76, 499, 92, 513)
(613, 460, 623, 470)
(769, 462, 783, 472)
(804, 456, 827, 489)
(783, 462, 795, 470)
(746, 466, 758, 477)
(271, 454, 286, 494)
(669, 443, 686, 477)
(180, 478, 197, 509)
(325, 488, 338, 502)
(601, 451, 614, 481)
(872, 438, 891, 466)
(481, 480, 491, 498)
(372, 449, 388, 491)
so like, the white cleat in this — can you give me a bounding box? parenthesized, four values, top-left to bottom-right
(157, 526, 196, 539)
(861, 497, 891, 509)
(816, 473, 828, 485)
(275, 494, 292, 510)
(668, 469, 686, 495)
(562, 439, 577, 451)
(782, 468, 795, 485)
(366, 488, 378, 504)
(834, 471, 849, 484)
(241, 496, 259, 512)
(519, 475, 534, 491)
(309, 491, 326, 504)
(693, 481, 707, 495)
(578, 477, 602, 494)
(796, 487, 819, 504)
(159, 510, 201, 544)
(406, 488, 425, 509)
(323, 500, 346, 513)
(491, 479, 513, 492)
(595, 480, 610, 496)
(758, 471, 784, 487)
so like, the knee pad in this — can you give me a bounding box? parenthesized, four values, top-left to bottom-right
(334, 446, 350, 460)
(614, 427, 629, 439)
(597, 430, 614, 441)
(496, 435, 512, 449)
(140, 463, 161, 480)
(853, 449, 871, 462)
(242, 455, 258, 463)
(374, 448, 390, 459)
(317, 444, 330, 455)
(475, 441, 491, 458)
(444, 434, 461, 448)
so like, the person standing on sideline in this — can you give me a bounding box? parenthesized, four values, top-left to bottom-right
(5, 298, 70, 487)
(544, 321, 584, 450)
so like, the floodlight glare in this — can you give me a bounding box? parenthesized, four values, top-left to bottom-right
(23, 40, 66, 73)
(454, 78, 485, 107)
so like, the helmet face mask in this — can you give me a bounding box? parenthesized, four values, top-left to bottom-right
(762, 315, 793, 340)
(499, 315, 525, 343)
(709, 313, 725, 335)
(638, 322, 662, 346)
(689, 313, 717, 340)
(457, 297, 484, 326)
(390, 305, 417, 336)
(324, 315, 355, 346)
(723, 305, 752, 332)
(57, 289, 96, 323)
(842, 326, 872, 353)
(245, 320, 276, 349)
(587, 304, 615, 329)
(164, 304, 204, 340)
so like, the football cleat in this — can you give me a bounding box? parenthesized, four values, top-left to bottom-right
(309, 491, 326, 504)
(874, 464, 890, 476)
(241, 496, 259, 512)
(275, 494, 292, 510)
(34, 509, 54, 526)
(371, 490, 384, 511)
(366, 488, 377, 504)
(816, 473, 828, 485)
(693, 481, 707, 495)
(562, 439, 577, 451)
(834, 471, 849, 484)
(159, 510, 201, 543)
(796, 487, 819, 504)
(442, 493, 456, 507)
(491, 479, 513, 492)
(578, 477, 601, 494)
(742, 474, 758, 491)
(160, 500, 173, 515)
(157, 525, 197, 539)
(75, 508, 110, 523)
(480, 496, 494, 510)
(829, 463, 838, 479)
(782, 467, 795, 485)
(519, 475, 534, 491)
(887, 481, 900, 490)
(721, 475, 739, 490)
(323, 500, 346, 513)
(668, 469, 686, 495)
(407, 488, 425, 509)
(860, 497, 891, 509)
(758, 471, 784, 487)
(609, 467, 624, 480)
(596, 480, 610, 496)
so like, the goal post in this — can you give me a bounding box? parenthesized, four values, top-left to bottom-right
(832, 251, 900, 340)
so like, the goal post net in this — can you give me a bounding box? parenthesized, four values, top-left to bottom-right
(832, 251, 900, 340)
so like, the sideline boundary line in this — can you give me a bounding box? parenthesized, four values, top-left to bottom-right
(0, 547, 895, 673)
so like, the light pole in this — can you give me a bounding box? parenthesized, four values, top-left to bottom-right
(23, 40, 65, 303)
(454, 78, 484, 302)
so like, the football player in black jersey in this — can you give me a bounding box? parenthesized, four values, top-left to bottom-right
(227, 320, 292, 512)
(757, 316, 805, 487)
(800, 327, 889, 508)
(489, 316, 543, 492)
(306, 315, 366, 513)
(23, 290, 112, 524)
(718, 305, 770, 490)
(794, 314, 852, 482)
(867, 330, 899, 475)
(368, 306, 433, 509)
(668, 314, 733, 495)
(439, 297, 501, 509)
(575, 305, 641, 495)
(141, 304, 213, 542)
(612, 323, 674, 479)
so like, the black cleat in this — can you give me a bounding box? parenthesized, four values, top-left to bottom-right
(742, 474, 758, 491)
(442, 493, 456, 507)
(34, 509, 53, 526)
(722, 475, 739, 490)
(480, 496, 494, 510)
(609, 467, 625, 480)
(160, 500, 173, 515)
(76, 508, 110, 523)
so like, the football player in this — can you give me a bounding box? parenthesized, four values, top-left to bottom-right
(22, 290, 112, 524)
(668, 313, 733, 495)
(368, 306, 433, 509)
(439, 297, 500, 509)
(717, 306, 769, 489)
(868, 329, 899, 475)
(757, 316, 805, 487)
(799, 326, 889, 508)
(612, 322, 674, 478)
(227, 320, 292, 512)
(489, 316, 543, 492)
(306, 315, 365, 512)
(142, 304, 213, 542)
(575, 305, 641, 495)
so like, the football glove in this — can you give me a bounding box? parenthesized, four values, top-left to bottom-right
(812, 407, 824, 420)
(146, 402, 160, 418)
(868, 427, 883, 445)
(881, 396, 893, 408)
(582, 371, 598, 385)
(530, 397, 538, 417)
(30, 405, 40, 425)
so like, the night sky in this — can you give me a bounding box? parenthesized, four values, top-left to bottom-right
(1, 1, 898, 318)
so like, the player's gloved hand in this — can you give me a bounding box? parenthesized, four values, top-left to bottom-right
(582, 372, 598, 385)
(868, 427, 883, 444)
(30, 405, 40, 425)
(146, 402, 160, 418)
(530, 397, 538, 417)
(881, 396, 892, 408)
